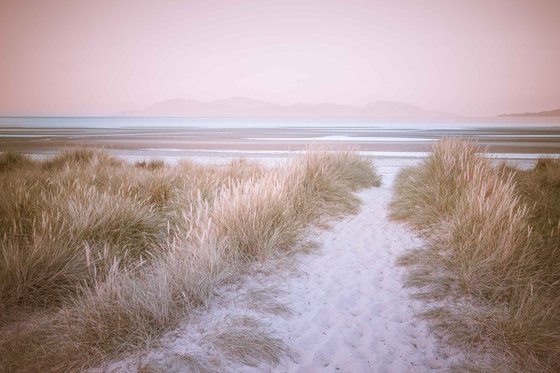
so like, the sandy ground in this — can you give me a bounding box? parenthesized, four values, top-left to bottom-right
(96, 158, 462, 373)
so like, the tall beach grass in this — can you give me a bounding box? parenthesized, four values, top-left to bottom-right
(390, 139, 560, 372)
(0, 148, 380, 372)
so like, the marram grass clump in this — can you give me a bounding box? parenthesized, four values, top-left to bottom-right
(390, 138, 560, 372)
(0, 148, 380, 372)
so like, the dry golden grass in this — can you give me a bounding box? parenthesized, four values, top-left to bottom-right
(390, 138, 560, 372)
(0, 147, 380, 372)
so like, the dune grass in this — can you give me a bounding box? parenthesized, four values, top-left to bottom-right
(203, 315, 293, 367)
(390, 139, 560, 372)
(0, 148, 380, 372)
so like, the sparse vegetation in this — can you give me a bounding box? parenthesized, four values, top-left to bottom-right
(0, 148, 380, 372)
(390, 139, 560, 372)
(203, 315, 293, 367)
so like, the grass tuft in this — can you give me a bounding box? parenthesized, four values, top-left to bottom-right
(390, 138, 560, 372)
(204, 316, 294, 367)
(0, 151, 33, 172)
(135, 159, 166, 170)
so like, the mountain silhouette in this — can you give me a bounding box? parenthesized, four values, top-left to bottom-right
(121, 97, 450, 118)
(499, 108, 560, 117)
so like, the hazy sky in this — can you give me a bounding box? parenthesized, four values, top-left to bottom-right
(1, 0, 559, 116)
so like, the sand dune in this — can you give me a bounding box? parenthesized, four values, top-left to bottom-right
(98, 160, 462, 372)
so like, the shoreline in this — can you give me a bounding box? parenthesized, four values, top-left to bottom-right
(2, 120, 560, 157)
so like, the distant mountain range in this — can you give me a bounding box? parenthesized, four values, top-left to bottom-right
(121, 97, 452, 118)
(499, 108, 560, 117)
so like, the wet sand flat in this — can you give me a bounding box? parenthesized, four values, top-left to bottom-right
(2, 119, 560, 158)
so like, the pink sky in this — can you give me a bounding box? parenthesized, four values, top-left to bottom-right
(1, 0, 559, 116)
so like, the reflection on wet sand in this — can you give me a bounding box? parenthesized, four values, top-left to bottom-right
(2, 123, 560, 158)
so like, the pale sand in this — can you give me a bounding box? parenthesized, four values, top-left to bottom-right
(96, 158, 463, 373)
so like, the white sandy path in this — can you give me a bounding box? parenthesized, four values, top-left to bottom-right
(241, 184, 458, 373)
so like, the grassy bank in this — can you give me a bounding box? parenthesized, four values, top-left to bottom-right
(390, 139, 560, 372)
(0, 148, 380, 372)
